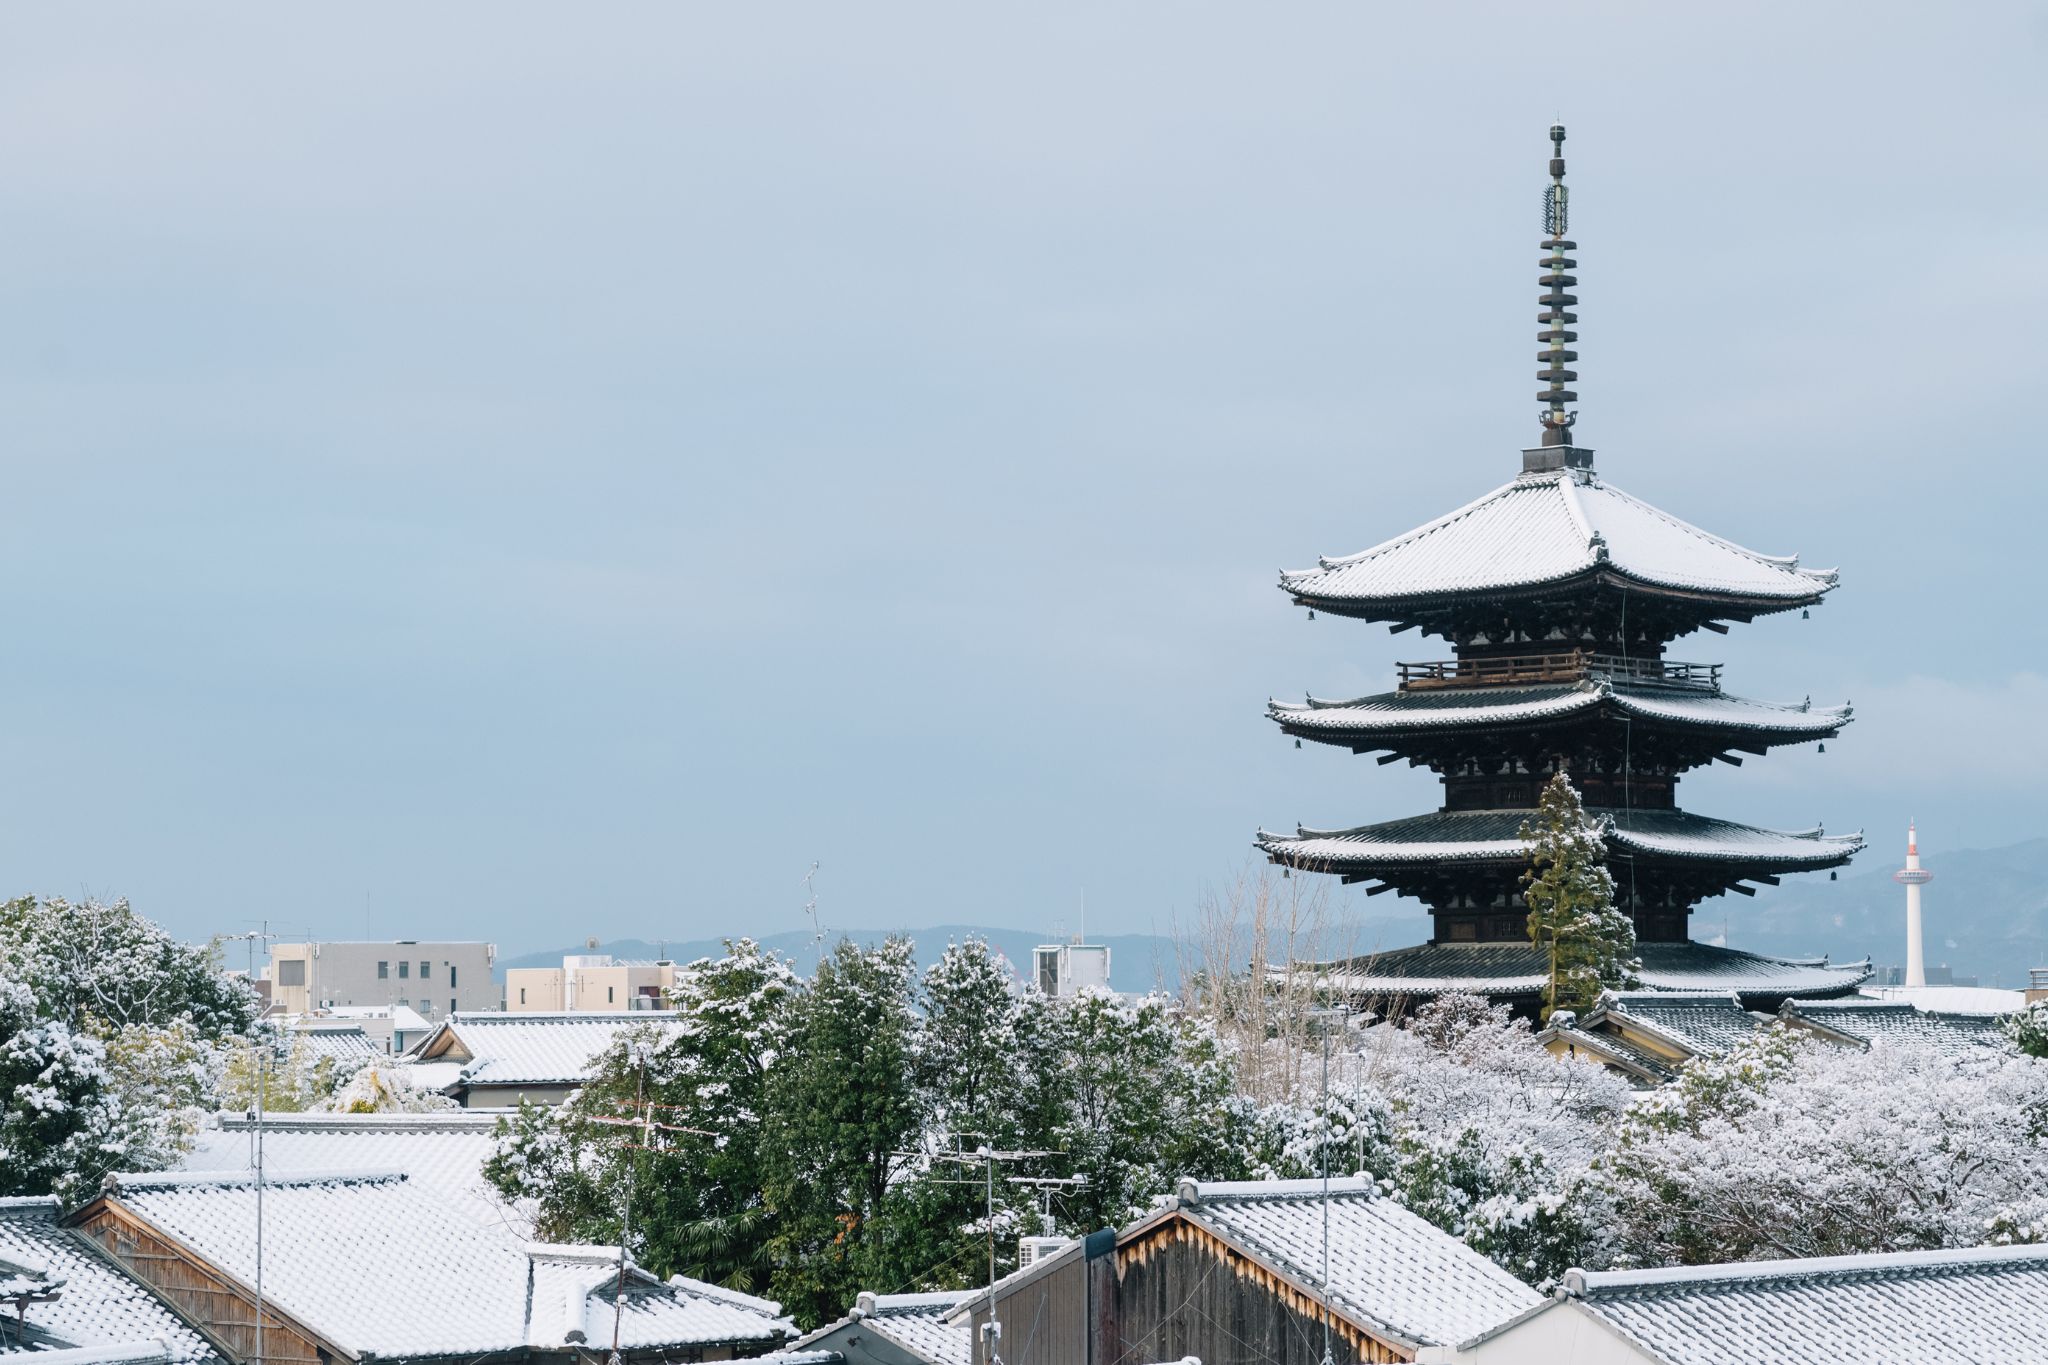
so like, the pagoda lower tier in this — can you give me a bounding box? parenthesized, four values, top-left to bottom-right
(1256, 808, 1865, 943)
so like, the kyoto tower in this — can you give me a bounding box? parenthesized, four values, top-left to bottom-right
(1894, 822, 1934, 988)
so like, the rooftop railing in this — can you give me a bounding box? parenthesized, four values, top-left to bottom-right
(1396, 651, 1722, 693)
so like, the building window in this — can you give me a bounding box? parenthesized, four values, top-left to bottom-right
(399, 961, 410, 979)
(277, 960, 306, 987)
(420, 961, 432, 981)
(608, 986, 615, 1003)
(450, 997, 456, 1015)
(519, 987, 526, 1004)
(449, 965, 458, 988)
(377, 961, 389, 979)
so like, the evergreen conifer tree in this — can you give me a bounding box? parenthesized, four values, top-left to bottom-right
(1521, 773, 1639, 1021)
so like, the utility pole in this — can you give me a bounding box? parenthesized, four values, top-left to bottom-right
(225, 922, 278, 1365)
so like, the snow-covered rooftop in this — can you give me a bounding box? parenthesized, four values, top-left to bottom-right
(1860, 985, 2027, 1015)
(792, 1288, 976, 1365)
(1599, 991, 1766, 1056)
(1282, 468, 1836, 613)
(1320, 941, 1870, 1002)
(177, 1111, 527, 1236)
(0, 1198, 221, 1362)
(1272, 680, 1848, 741)
(94, 1170, 790, 1357)
(1261, 808, 1864, 870)
(1164, 1178, 1543, 1351)
(284, 1022, 381, 1067)
(1780, 999, 2011, 1056)
(1556, 1244, 2048, 1365)
(409, 1011, 684, 1086)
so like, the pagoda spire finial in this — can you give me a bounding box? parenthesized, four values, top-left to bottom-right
(1537, 123, 1581, 449)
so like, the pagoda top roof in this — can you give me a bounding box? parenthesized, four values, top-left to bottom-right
(1282, 468, 1837, 616)
(1258, 808, 1864, 870)
(1271, 679, 1850, 738)
(1316, 939, 1870, 1002)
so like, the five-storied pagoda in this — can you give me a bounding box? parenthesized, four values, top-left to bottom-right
(1259, 126, 1869, 1010)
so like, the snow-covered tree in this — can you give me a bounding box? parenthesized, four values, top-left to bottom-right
(0, 897, 257, 1040)
(1521, 775, 1639, 1021)
(1596, 1027, 2048, 1265)
(486, 939, 800, 1299)
(2005, 1001, 2048, 1059)
(0, 975, 125, 1199)
(325, 1063, 458, 1113)
(763, 936, 922, 1326)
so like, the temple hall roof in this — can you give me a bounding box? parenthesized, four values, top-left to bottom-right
(1317, 940, 1870, 1004)
(1259, 808, 1865, 872)
(1282, 468, 1836, 614)
(1272, 679, 1848, 742)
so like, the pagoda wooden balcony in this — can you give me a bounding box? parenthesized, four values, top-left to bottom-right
(1396, 651, 1722, 693)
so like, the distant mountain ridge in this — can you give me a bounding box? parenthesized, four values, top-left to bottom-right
(498, 840, 2048, 992)
(1722, 836, 2048, 989)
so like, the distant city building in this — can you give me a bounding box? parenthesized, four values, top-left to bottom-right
(264, 940, 498, 1020)
(504, 952, 675, 1012)
(1032, 940, 1111, 997)
(1256, 126, 1864, 1012)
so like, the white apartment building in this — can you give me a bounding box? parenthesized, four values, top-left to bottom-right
(265, 940, 498, 1021)
(504, 953, 675, 1013)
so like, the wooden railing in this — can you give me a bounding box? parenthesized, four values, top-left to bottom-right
(1396, 651, 1721, 693)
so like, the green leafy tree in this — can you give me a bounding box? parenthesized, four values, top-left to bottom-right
(484, 940, 800, 1297)
(2004, 1002, 2048, 1059)
(1521, 774, 1639, 1022)
(761, 937, 923, 1327)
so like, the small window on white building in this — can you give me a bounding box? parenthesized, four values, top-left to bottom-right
(277, 960, 306, 987)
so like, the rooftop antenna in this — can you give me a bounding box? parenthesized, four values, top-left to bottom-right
(1537, 123, 1582, 451)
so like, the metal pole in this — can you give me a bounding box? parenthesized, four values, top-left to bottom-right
(1320, 1021, 1332, 1365)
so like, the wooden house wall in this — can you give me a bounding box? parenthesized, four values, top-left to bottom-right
(70, 1201, 330, 1365)
(1114, 1220, 1404, 1365)
(965, 1248, 1103, 1365)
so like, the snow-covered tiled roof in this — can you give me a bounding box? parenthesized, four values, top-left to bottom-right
(1599, 991, 1765, 1055)
(410, 1011, 684, 1086)
(177, 1112, 526, 1236)
(1261, 809, 1864, 870)
(0, 1345, 172, 1365)
(96, 1171, 790, 1357)
(1272, 681, 1848, 740)
(792, 1288, 977, 1365)
(1282, 469, 1836, 613)
(1320, 941, 1870, 1001)
(0, 1198, 221, 1362)
(286, 1023, 380, 1068)
(1166, 1178, 1542, 1351)
(1556, 1244, 2048, 1365)
(1779, 1000, 2011, 1056)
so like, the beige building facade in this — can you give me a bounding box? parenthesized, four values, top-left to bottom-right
(264, 940, 498, 1021)
(505, 953, 675, 1012)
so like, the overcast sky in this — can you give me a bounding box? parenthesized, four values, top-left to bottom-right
(3, 4, 2044, 956)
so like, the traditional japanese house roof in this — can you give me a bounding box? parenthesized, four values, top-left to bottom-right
(407, 1010, 683, 1088)
(1540, 992, 1768, 1084)
(0, 1197, 223, 1362)
(284, 1022, 381, 1068)
(1282, 468, 1836, 623)
(72, 1171, 792, 1360)
(177, 1112, 524, 1235)
(791, 1290, 975, 1365)
(1777, 999, 2011, 1056)
(1506, 1245, 2048, 1365)
(1320, 941, 1869, 1007)
(1273, 679, 1848, 754)
(1125, 1178, 1545, 1354)
(1260, 809, 1864, 880)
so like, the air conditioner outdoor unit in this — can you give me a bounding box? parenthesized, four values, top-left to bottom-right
(1017, 1236, 1070, 1268)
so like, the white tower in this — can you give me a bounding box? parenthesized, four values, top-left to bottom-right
(1893, 821, 1934, 988)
